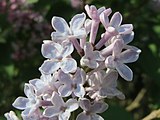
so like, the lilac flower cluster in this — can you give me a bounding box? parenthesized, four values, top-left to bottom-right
(5, 5, 141, 120)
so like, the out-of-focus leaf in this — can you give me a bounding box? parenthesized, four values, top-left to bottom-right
(101, 104, 133, 120)
(27, 0, 39, 4)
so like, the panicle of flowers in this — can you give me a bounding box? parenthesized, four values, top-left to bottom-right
(5, 4, 141, 120)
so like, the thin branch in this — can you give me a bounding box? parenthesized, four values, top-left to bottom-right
(126, 88, 146, 112)
(142, 109, 160, 120)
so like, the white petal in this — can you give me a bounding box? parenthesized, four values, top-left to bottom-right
(43, 106, 60, 117)
(51, 16, 70, 34)
(66, 99, 79, 112)
(110, 12, 122, 29)
(118, 24, 133, 34)
(12, 97, 29, 110)
(59, 111, 70, 120)
(97, 6, 106, 16)
(51, 92, 65, 107)
(61, 58, 77, 73)
(74, 85, 85, 98)
(121, 31, 134, 44)
(105, 56, 115, 68)
(112, 39, 124, 57)
(119, 49, 140, 63)
(58, 85, 72, 97)
(58, 70, 72, 84)
(81, 57, 98, 68)
(116, 62, 133, 81)
(76, 112, 91, 120)
(73, 28, 87, 39)
(39, 60, 60, 74)
(51, 32, 68, 41)
(24, 84, 35, 99)
(70, 13, 86, 30)
(61, 42, 74, 58)
(79, 98, 91, 111)
(41, 42, 62, 59)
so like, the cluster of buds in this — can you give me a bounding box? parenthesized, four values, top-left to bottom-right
(5, 4, 141, 120)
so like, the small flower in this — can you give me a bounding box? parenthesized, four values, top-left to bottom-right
(4, 111, 19, 120)
(100, 12, 133, 35)
(105, 39, 141, 81)
(43, 92, 79, 120)
(39, 40, 77, 74)
(29, 72, 61, 98)
(12, 84, 41, 117)
(58, 68, 86, 98)
(80, 42, 105, 69)
(76, 98, 108, 120)
(86, 69, 124, 100)
(51, 13, 86, 41)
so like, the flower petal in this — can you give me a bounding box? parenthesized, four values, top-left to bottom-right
(59, 111, 71, 120)
(110, 12, 122, 29)
(115, 62, 133, 81)
(118, 24, 133, 34)
(51, 92, 65, 107)
(58, 70, 72, 84)
(58, 85, 72, 97)
(61, 42, 74, 58)
(119, 49, 140, 63)
(70, 13, 86, 30)
(61, 58, 77, 73)
(121, 31, 134, 44)
(91, 101, 108, 113)
(76, 112, 91, 120)
(73, 28, 87, 39)
(12, 97, 29, 110)
(24, 83, 35, 99)
(51, 16, 70, 34)
(41, 42, 62, 59)
(43, 106, 60, 117)
(91, 114, 104, 120)
(66, 99, 79, 112)
(74, 85, 85, 98)
(39, 60, 60, 74)
(79, 98, 91, 111)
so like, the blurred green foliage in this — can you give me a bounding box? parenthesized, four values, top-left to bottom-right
(1, 0, 160, 119)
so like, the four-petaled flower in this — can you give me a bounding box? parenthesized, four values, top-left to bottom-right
(43, 92, 79, 120)
(39, 40, 77, 74)
(76, 98, 108, 120)
(81, 42, 105, 68)
(58, 68, 86, 98)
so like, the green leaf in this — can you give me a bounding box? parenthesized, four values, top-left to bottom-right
(101, 105, 133, 120)
(27, 0, 39, 4)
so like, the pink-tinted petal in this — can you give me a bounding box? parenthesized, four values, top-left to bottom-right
(51, 92, 65, 107)
(92, 51, 105, 61)
(43, 106, 60, 117)
(61, 42, 74, 58)
(97, 6, 106, 16)
(76, 112, 91, 120)
(105, 56, 115, 68)
(112, 39, 124, 57)
(115, 62, 133, 81)
(39, 60, 60, 74)
(58, 85, 72, 97)
(12, 97, 29, 110)
(51, 16, 70, 34)
(41, 42, 62, 59)
(70, 13, 86, 30)
(79, 98, 91, 111)
(66, 99, 79, 112)
(81, 57, 98, 68)
(61, 58, 77, 73)
(85, 19, 92, 34)
(110, 12, 122, 29)
(118, 24, 133, 34)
